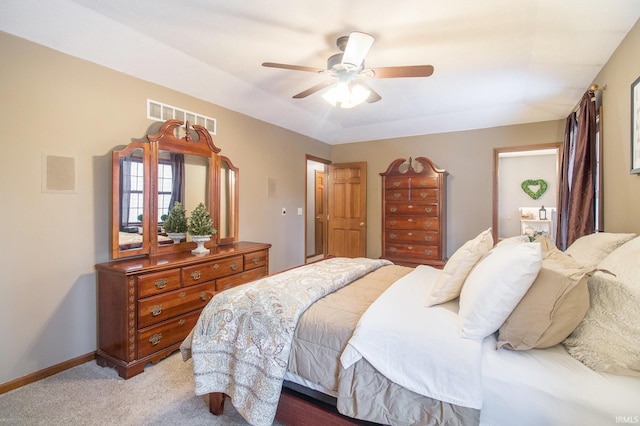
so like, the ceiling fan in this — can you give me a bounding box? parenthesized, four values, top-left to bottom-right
(262, 32, 434, 108)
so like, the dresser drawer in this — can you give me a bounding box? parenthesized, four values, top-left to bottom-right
(137, 310, 200, 358)
(137, 269, 181, 298)
(384, 244, 440, 260)
(385, 189, 438, 202)
(216, 267, 267, 292)
(386, 217, 439, 231)
(386, 230, 438, 244)
(385, 178, 410, 189)
(410, 176, 438, 189)
(385, 203, 438, 216)
(138, 281, 214, 328)
(182, 255, 244, 286)
(244, 250, 267, 270)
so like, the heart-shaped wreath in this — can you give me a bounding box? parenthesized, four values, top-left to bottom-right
(521, 179, 548, 200)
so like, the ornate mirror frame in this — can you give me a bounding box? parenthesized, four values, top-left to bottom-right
(111, 119, 239, 259)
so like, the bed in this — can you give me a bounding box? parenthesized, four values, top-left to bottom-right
(181, 231, 640, 426)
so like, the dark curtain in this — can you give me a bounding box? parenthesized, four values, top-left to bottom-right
(168, 153, 185, 211)
(556, 91, 597, 250)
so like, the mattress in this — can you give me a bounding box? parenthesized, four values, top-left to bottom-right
(480, 341, 640, 426)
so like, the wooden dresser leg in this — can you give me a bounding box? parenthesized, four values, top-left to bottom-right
(209, 392, 226, 415)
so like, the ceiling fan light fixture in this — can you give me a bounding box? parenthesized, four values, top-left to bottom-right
(341, 32, 374, 70)
(322, 81, 371, 109)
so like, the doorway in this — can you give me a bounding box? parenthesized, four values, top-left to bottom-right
(306, 156, 329, 262)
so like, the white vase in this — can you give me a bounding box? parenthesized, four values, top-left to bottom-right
(191, 235, 211, 255)
(167, 232, 186, 244)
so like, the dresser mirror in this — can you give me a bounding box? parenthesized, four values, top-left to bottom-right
(111, 119, 239, 259)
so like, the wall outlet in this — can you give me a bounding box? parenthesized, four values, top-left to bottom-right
(297, 207, 303, 215)
(281, 207, 286, 215)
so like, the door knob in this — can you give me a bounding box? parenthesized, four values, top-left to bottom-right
(359, 222, 365, 227)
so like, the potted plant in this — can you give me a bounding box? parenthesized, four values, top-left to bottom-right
(188, 202, 216, 255)
(163, 201, 188, 244)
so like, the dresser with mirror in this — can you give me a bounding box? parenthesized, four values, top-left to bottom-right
(96, 120, 270, 379)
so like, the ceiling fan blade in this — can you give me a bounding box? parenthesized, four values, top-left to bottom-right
(356, 80, 382, 103)
(371, 65, 434, 78)
(292, 80, 335, 99)
(262, 62, 324, 73)
(341, 32, 374, 69)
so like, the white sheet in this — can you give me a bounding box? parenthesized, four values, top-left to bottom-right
(340, 265, 485, 409)
(480, 342, 640, 426)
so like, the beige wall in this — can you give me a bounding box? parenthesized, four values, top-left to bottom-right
(1, 15, 639, 387)
(330, 120, 565, 259)
(0, 31, 330, 384)
(594, 19, 640, 234)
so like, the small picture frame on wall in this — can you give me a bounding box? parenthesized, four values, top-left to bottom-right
(631, 75, 640, 174)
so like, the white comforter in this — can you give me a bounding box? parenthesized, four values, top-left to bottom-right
(341, 265, 487, 409)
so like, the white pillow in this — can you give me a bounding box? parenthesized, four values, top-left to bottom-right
(425, 228, 493, 307)
(458, 242, 542, 339)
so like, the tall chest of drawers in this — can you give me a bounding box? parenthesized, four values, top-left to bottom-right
(95, 241, 270, 379)
(380, 157, 447, 268)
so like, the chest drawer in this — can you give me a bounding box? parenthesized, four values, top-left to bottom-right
(386, 217, 439, 230)
(137, 310, 200, 358)
(216, 267, 267, 292)
(385, 230, 438, 244)
(137, 269, 181, 298)
(385, 189, 438, 202)
(182, 255, 243, 286)
(385, 203, 438, 216)
(244, 250, 267, 270)
(384, 243, 440, 260)
(138, 281, 214, 328)
(410, 176, 438, 189)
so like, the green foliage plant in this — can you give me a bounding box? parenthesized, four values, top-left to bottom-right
(163, 201, 188, 233)
(188, 202, 216, 236)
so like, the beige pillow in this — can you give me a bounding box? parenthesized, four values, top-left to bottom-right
(425, 228, 493, 307)
(497, 241, 594, 350)
(564, 236, 640, 376)
(564, 232, 636, 268)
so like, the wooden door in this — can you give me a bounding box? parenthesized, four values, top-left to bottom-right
(327, 162, 367, 258)
(314, 170, 326, 256)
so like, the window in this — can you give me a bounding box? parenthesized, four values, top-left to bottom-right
(157, 161, 173, 221)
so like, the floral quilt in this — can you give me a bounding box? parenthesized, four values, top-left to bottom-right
(182, 257, 392, 426)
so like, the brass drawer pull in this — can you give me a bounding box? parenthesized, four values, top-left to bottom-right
(252, 257, 260, 264)
(408, 232, 413, 236)
(407, 218, 414, 222)
(149, 305, 162, 316)
(179, 292, 186, 298)
(420, 192, 428, 198)
(425, 249, 433, 255)
(425, 221, 433, 227)
(191, 270, 201, 280)
(149, 333, 162, 346)
(213, 264, 220, 269)
(199, 292, 207, 301)
(390, 207, 397, 212)
(390, 220, 397, 226)
(389, 247, 397, 252)
(408, 245, 414, 250)
(393, 193, 401, 198)
(425, 207, 433, 213)
(408, 204, 414, 209)
(393, 181, 400, 187)
(425, 236, 433, 241)
(390, 233, 397, 239)
(230, 262, 239, 271)
(154, 278, 168, 289)
(178, 319, 186, 325)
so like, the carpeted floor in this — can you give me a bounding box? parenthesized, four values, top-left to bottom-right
(0, 352, 268, 425)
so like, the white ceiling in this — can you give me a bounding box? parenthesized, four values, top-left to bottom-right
(2, 0, 639, 144)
